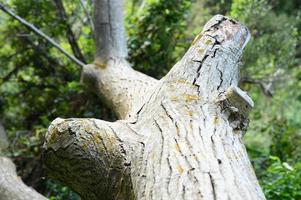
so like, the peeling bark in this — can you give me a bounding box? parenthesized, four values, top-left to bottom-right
(44, 13, 266, 200)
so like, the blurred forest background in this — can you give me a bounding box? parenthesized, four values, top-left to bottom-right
(0, 0, 300, 199)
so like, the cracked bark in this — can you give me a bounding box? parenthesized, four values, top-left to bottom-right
(43, 3, 266, 198)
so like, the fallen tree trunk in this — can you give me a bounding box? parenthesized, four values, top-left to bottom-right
(42, 1, 266, 198)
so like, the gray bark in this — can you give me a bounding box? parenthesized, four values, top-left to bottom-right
(0, 122, 8, 151)
(93, 0, 128, 63)
(43, 9, 266, 200)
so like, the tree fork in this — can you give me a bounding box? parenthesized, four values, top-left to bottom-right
(43, 14, 266, 200)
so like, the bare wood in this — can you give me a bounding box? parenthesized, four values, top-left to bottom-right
(0, 3, 85, 67)
(43, 118, 138, 199)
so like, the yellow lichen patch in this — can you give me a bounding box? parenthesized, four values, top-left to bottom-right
(47, 128, 59, 145)
(175, 143, 180, 152)
(175, 79, 198, 88)
(94, 59, 106, 69)
(187, 110, 193, 117)
(191, 33, 203, 46)
(213, 116, 220, 125)
(170, 96, 178, 101)
(176, 127, 180, 136)
(177, 165, 184, 174)
(81, 142, 89, 151)
(205, 39, 213, 45)
(176, 79, 191, 85)
(198, 48, 205, 55)
(94, 134, 102, 145)
(184, 93, 200, 102)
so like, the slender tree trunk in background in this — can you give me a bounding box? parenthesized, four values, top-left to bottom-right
(43, 0, 266, 199)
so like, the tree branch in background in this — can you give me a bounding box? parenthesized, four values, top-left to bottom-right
(0, 3, 85, 68)
(240, 77, 274, 97)
(79, 0, 94, 34)
(54, 0, 87, 63)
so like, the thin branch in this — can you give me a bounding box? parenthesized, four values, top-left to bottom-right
(0, 3, 85, 68)
(79, 0, 94, 34)
(54, 0, 87, 63)
(240, 77, 273, 97)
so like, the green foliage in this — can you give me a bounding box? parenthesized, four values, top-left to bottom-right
(46, 180, 80, 200)
(230, 0, 298, 79)
(261, 156, 301, 200)
(0, 0, 102, 197)
(268, 118, 301, 162)
(126, 0, 192, 78)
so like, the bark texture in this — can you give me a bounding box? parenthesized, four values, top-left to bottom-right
(43, 13, 266, 200)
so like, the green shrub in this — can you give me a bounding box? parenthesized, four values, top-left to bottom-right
(261, 156, 301, 200)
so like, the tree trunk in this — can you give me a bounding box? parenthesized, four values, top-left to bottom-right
(42, 0, 266, 199)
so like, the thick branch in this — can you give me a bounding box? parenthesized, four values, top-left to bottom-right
(0, 3, 85, 67)
(82, 60, 158, 119)
(43, 118, 142, 199)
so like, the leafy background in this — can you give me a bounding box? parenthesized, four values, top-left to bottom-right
(0, 0, 300, 199)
